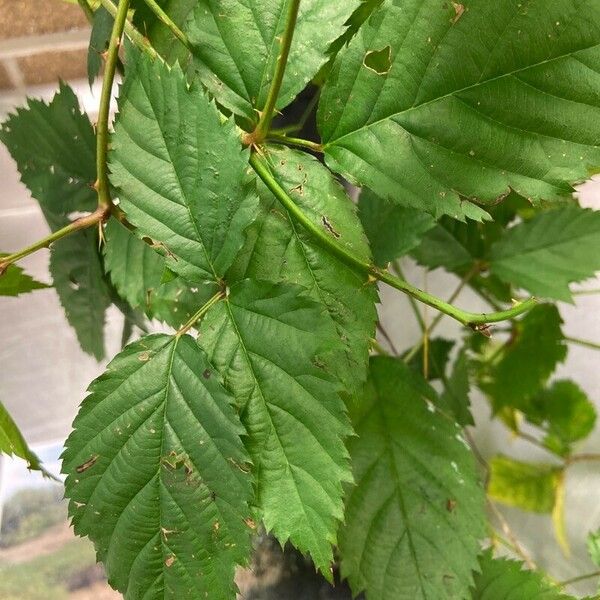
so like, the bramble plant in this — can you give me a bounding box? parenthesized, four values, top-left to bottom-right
(3, 0, 600, 597)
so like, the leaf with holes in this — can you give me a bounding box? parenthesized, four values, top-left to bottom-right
(62, 333, 253, 600)
(490, 206, 600, 302)
(198, 279, 352, 573)
(185, 0, 360, 124)
(340, 357, 485, 600)
(231, 145, 378, 400)
(319, 0, 600, 220)
(110, 50, 258, 285)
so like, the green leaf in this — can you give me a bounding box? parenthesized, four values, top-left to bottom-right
(232, 146, 378, 400)
(403, 337, 454, 381)
(51, 229, 112, 360)
(103, 218, 166, 310)
(0, 82, 97, 215)
(0, 259, 49, 297)
(0, 401, 53, 478)
(525, 380, 597, 457)
(340, 357, 485, 600)
(110, 50, 258, 285)
(479, 305, 567, 412)
(319, 0, 600, 220)
(487, 456, 561, 513)
(145, 0, 196, 65)
(490, 206, 600, 302)
(186, 0, 360, 124)
(358, 188, 435, 266)
(472, 551, 576, 599)
(87, 5, 113, 85)
(587, 530, 600, 567)
(199, 279, 352, 573)
(441, 349, 474, 426)
(62, 333, 253, 600)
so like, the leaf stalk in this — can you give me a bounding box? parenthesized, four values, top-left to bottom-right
(176, 291, 225, 337)
(141, 0, 192, 50)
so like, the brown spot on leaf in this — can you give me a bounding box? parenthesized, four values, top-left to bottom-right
(446, 499, 457, 512)
(202, 369, 211, 379)
(451, 2, 465, 24)
(76, 454, 99, 474)
(165, 555, 176, 567)
(321, 216, 341, 239)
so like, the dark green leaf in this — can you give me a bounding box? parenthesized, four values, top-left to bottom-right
(403, 337, 454, 382)
(110, 51, 258, 284)
(358, 188, 435, 266)
(472, 551, 576, 599)
(232, 146, 377, 400)
(199, 279, 352, 573)
(319, 0, 600, 220)
(62, 333, 253, 600)
(186, 0, 360, 124)
(479, 305, 567, 412)
(0, 258, 49, 297)
(490, 206, 600, 302)
(340, 357, 485, 600)
(441, 349, 474, 426)
(488, 456, 560, 514)
(87, 5, 113, 85)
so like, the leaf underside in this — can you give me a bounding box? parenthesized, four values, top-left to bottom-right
(62, 334, 253, 600)
(319, 0, 600, 220)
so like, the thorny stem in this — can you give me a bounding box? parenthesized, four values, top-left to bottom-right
(392, 261, 426, 333)
(99, 0, 159, 60)
(252, 0, 301, 142)
(176, 292, 225, 337)
(250, 151, 537, 328)
(141, 0, 192, 50)
(267, 133, 323, 153)
(0, 207, 109, 274)
(564, 336, 600, 351)
(96, 0, 130, 212)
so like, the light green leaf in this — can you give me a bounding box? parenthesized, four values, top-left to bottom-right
(587, 530, 600, 567)
(199, 279, 352, 573)
(479, 305, 567, 412)
(186, 0, 360, 123)
(110, 50, 258, 285)
(358, 188, 435, 266)
(0, 401, 53, 478)
(62, 333, 253, 600)
(319, 0, 600, 220)
(232, 146, 377, 400)
(525, 380, 597, 457)
(490, 206, 600, 302)
(340, 357, 485, 600)
(103, 218, 166, 310)
(0, 82, 97, 215)
(488, 456, 561, 513)
(145, 0, 196, 64)
(0, 258, 49, 297)
(441, 348, 474, 426)
(472, 551, 576, 599)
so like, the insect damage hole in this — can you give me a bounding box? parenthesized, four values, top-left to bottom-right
(363, 46, 392, 75)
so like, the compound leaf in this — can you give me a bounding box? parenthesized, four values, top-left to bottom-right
(490, 206, 600, 302)
(319, 0, 600, 220)
(186, 0, 360, 124)
(62, 333, 253, 600)
(199, 279, 352, 573)
(340, 357, 485, 600)
(233, 146, 378, 400)
(110, 50, 258, 285)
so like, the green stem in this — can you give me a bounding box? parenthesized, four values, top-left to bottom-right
(370, 338, 390, 356)
(559, 570, 600, 587)
(392, 261, 426, 333)
(0, 208, 108, 275)
(99, 0, 159, 60)
(96, 0, 130, 212)
(267, 133, 323, 153)
(141, 0, 192, 50)
(252, 0, 301, 141)
(250, 151, 537, 328)
(565, 336, 600, 351)
(176, 292, 224, 336)
(271, 90, 320, 135)
(76, 0, 95, 22)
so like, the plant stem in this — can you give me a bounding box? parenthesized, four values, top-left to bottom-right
(565, 336, 600, 351)
(376, 322, 399, 355)
(566, 453, 600, 465)
(99, 0, 159, 60)
(370, 338, 390, 356)
(96, 0, 130, 212)
(141, 0, 192, 50)
(249, 151, 537, 328)
(271, 90, 320, 135)
(559, 570, 600, 587)
(77, 0, 95, 22)
(0, 207, 108, 274)
(176, 292, 224, 337)
(267, 133, 323, 153)
(392, 261, 426, 333)
(252, 0, 301, 142)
